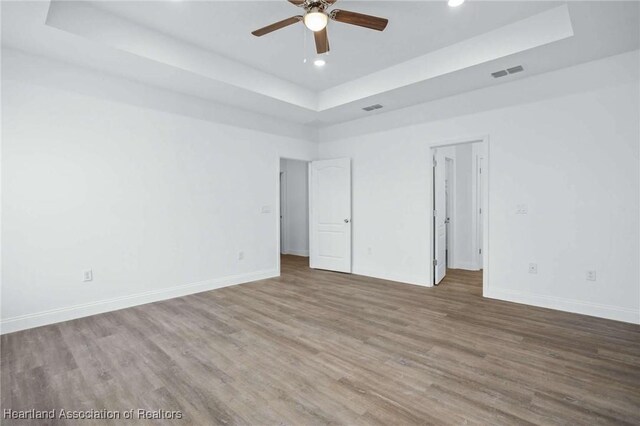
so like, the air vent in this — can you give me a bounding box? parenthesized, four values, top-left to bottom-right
(362, 104, 383, 112)
(507, 65, 524, 74)
(492, 65, 524, 78)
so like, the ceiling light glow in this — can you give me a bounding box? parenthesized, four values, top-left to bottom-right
(314, 59, 326, 67)
(304, 11, 328, 32)
(448, 0, 465, 7)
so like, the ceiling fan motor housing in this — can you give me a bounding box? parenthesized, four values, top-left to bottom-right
(304, 1, 332, 12)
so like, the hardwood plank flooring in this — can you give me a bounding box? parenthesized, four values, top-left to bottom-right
(2, 255, 639, 425)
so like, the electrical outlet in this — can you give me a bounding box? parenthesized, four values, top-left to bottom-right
(528, 263, 537, 274)
(238, 251, 244, 261)
(586, 270, 596, 281)
(83, 269, 93, 282)
(516, 204, 528, 215)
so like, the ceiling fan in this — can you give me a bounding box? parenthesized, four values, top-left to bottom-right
(251, 0, 389, 54)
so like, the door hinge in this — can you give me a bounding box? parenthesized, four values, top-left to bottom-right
(433, 209, 437, 217)
(479, 248, 482, 254)
(479, 167, 482, 174)
(479, 208, 482, 214)
(433, 259, 438, 266)
(433, 158, 437, 167)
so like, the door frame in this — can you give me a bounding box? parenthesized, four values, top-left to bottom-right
(428, 135, 490, 295)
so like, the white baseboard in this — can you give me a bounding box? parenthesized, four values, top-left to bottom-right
(485, 287, 640, 324)
(282, 249, 309, 257)
(450, 261, 481, 271)
(354, 267, 429, 287)
(0, 269, 278, 335)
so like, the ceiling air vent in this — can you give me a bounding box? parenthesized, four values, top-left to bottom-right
(362, 104, 383, 112)
(492, 65, 524, 78)
(507, 65, 524, 74)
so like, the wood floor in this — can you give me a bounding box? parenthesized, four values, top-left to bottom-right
(2, 255, 639, 425)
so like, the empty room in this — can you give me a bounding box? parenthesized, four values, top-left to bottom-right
(1, 0, 639, 424)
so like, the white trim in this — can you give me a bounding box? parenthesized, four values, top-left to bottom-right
(485, 287, 640, 325)
(450, 262, 480, 271)
(0, 269, 278, 335)
(281, 249, 309, 257)
(354, 268, 429, 287)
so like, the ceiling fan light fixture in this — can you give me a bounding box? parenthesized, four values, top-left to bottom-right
(448, 0, 465, 7)
(313, 59, 326, 67)
(304, 10, 328, 32)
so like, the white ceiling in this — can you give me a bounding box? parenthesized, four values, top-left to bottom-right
(2, 1, 639, 131)
(89, 1, 560, 90)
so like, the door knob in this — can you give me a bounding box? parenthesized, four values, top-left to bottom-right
(344, 219, 350, 223)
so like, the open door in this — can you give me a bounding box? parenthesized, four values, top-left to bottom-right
(477, 155, 484, 269)
(433, 150, 447, 284)
(309, 158, 352, 273)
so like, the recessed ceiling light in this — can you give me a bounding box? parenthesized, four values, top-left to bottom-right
(448, 0, 465, 7)
(314, 59, 326, 67)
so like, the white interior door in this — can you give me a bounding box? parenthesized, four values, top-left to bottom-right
(477, 155, 484, 268)
(309, 158, 352, 273)
(433, 150, 447, 284)
(279, 171, 286, 254)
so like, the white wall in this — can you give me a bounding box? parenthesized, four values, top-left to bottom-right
(318, 51, 640, 324)
(1, 70, 316, 333)
(280, 159, 309, 257)
(3, 47, 638, 331)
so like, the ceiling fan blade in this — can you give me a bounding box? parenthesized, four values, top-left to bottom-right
(314, 27, 330, 54)
(330, 9, 388, 31)
(288, 0, 305, 6)
(252, 16, 302, 37)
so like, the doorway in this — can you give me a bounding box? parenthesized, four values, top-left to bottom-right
(431, 138, 487, 287)
(279, 158, 311, 267)
(278, 157, 353, 275)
